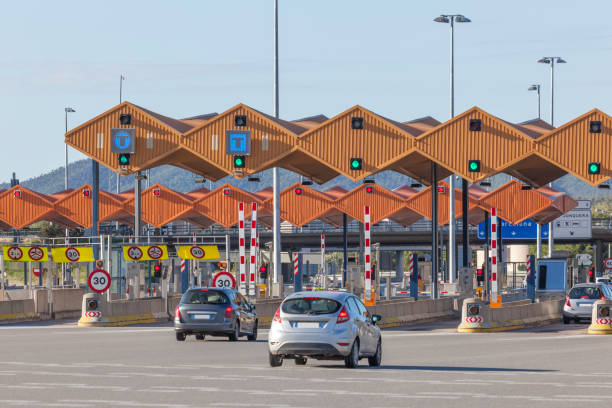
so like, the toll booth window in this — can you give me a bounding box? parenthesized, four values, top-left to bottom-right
(537, 265, 547, 290)
(569, 287, 603, 300)
(281, 298, 341, 315)
(182, 290, 228, 305)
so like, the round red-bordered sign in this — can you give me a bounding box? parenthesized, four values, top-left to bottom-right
(212, 271, 236, 289)
(190, 246, 205, 259)
(147, 246, 163, 260)
(7, 246, 23, 261)
(88, 269, 111, 293)
(28, 246, 44, 261)
(127, 246, 143, 260)
(65, 247, 80, 262)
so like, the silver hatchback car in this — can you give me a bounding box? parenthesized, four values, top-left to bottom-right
(563, 283, 612, 323)
(268, 291, 382, 368)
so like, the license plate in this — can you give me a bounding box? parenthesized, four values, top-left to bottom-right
(577, 303, 592, 308)
(191, 313, 213, 320)
(296, 322, 321, 328)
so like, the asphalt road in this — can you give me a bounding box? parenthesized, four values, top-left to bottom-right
(0, 319, 610, 408)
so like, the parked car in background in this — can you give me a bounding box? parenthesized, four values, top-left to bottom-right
(174, 287, 257, 341)
(268, 291, 382, 368)
(596, 277, 612, 285)
(563, 283, 612, 324)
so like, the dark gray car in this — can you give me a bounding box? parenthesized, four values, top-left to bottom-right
(174, 287, 257, 341)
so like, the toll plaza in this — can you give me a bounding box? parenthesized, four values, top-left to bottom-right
(0, 102, 611, 322)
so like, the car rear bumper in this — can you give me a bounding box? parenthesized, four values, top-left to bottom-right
(563, 309, 592, 320)
(174, 319, 234, 335)
(268, 327, 353, 357)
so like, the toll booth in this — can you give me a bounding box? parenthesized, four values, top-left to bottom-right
(536, 258, 570, 295)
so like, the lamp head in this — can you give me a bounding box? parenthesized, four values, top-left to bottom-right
(537, 58, 551, 64)
(434, 15, 449, 23)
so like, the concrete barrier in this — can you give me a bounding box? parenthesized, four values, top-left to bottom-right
(587, 299, 612, 335)
(0, 297, 37, 322)
(458, 297, 563, 332)
(78, 293, 169, 327)
(254, 297, 455, 328)
(367, 298, 455, 328)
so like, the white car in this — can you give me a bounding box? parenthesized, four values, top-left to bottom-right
(268, 291, 382, 368)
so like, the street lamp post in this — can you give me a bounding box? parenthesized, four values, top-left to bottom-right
(272, 0, 282, 288)
(64, 107, 75, 237)
(434, 14, 470, 284)
(538, 57, 566, 257)
(528, 84, 541, 119)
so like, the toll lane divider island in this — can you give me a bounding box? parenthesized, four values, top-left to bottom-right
(457, 297, 564, 333)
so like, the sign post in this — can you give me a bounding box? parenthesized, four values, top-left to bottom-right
(321, 234, 326, 290)
(364, 206, 374, 305)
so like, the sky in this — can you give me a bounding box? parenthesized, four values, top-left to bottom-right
(1, 0, 612, 182)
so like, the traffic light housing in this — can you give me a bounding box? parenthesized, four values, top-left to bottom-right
(351, 117, 364, 130)
(233, 156, 245, 168)
(469, 119, 482, 131)
(118, 153, 130, 166)
(590, 120, 602, 133)
(371, 262, 376, 281)
(259, 262, 269, 279)
(588, 162, 601, 175)
(349, 158, 362, 170)
(294, 187, 303, 195)
(153, 262, 162, 278)
(365, 185, 374, 194)
(587, 269, 595, 283)
(468, 160, 481, 172)
(217, 261, 227, 270)
(476, 268, 484, 286)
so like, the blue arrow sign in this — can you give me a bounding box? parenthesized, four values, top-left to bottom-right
(477, 219, 549, 240)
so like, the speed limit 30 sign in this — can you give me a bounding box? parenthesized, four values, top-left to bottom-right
(88, 269, 111, 293)
(213, 271, 236, 289)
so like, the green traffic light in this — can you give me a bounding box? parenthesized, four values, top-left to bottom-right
(351, 160, 359, 168)
(468, 160, 480, 172)
(350, 158, 362, 170)
(589, 162, 600, 174)
(235, 158, 243, 166)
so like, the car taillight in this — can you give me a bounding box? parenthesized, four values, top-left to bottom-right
(602, 296, 606, 300)
(174, 306, 181, 319)
(337, 305, 350, 324)
(565, 296, 571, 307)
(273, 308, 282, 323)
(225, 306, 233, 318)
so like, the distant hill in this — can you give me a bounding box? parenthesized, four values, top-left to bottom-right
(1, 158, 611, 199)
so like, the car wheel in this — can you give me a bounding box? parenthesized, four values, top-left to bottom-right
(368, 339, 382, 367)
(195, 333, 205, 341)
(563, 316, 570, 324)
(269, 352, 283, 367)
(228, 322, 240, 341)
(175, 332, 186, 341)
(344, 339, 359, 368)
(247, 322, 258, 341)
(295, 357, 307, 365)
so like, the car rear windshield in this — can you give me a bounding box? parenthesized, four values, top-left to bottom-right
(281, 297, 341, 315)
(569, 287, 602, 299)
(182, 290, 229, 305)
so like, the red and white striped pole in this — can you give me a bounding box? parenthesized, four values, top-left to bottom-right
(293, 252, 299, 276)
(408, 252, 414, 286)
(248, 203, 258, 297)
(238, 202, 246, 295)
(491, 207, 500, 306)
(364, 206, 372, 301)
(180, 259, 186, 290)
(321, 234, 326, 289)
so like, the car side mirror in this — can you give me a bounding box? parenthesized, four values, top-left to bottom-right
(371, 314, 382, 324)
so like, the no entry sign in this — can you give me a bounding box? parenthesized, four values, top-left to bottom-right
(88, 269, 111, 293)
(212, 271, 236, 289)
